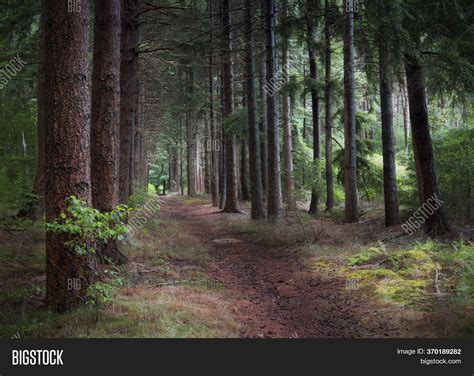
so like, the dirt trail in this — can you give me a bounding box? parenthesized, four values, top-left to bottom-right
(159, 196, 418, 338)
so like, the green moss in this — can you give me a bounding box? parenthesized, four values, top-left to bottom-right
(345, 241, 443, 306)
(347, 268, 400, 283)
(347, 246, 384, 266)
(376, 279, 429, 305)
(388, 250, 439, 277)
(313, 259, 333, 271)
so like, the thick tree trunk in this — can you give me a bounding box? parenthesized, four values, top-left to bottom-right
(404, 54, 450, 235)
(324, 0, 334, 211)
(44, 0, 95, 312)
(204, 117, 211, 195)
(378, 17, 400, 227)
(240, 139, 250, 201)
(91, 0, 127, 265)
(302, 65, 307, 142)
(343, 4, 358, 222)
(186, 67, 197, 197)
(222, 0, 238, 212)
(258, 52, 268, 198)
(264, 0, 282, 221)
(244, 0, 265, 219)
(307, 10, 321, 215)
(209, 66, 219, 206)
(179, 117, 185, 195)
(170, 143, 181, 192)
(208, 0, 219, 206)
(133, 74, 145, 188)
(119, 0, 139, 204)
(219, 69, 227, 209)
(281, 0, 297, 211)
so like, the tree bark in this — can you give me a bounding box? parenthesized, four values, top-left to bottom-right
(240, 139, 250, 201)
(222, 0, 238, 212)
(343, 3, 358, 222)
(258, 51, 268, 198)
(119, 0, 139, 204)
(219, 68, 227, 209)
(324, 0, 334, 211)
(404, 54, 450, 235)
(282, 0, 297, 211)
(44, 0, 95, 312)
(91, 0, 127, 264)
(264, 0, 282, 221)
(378, 6, 400, 227)
(208, 0, 219, 206)
(186, 67, 197, 197)
(209, 66, 219, 206)
(244, 0, 265, 219)
(133, 73, 145, 188)
(307, 4, 321, 215)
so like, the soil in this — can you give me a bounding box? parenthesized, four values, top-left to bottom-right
(159, 196, 426, 338)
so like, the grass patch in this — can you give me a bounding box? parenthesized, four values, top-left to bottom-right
(175, 195, 210, 206)
(0, 197, 238, 338)
(0, 286, 239, 338)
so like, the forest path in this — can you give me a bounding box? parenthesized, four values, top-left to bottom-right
(159, 196, 416, 338)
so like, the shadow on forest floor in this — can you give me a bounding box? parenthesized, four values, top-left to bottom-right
(0, 195, 472, 338)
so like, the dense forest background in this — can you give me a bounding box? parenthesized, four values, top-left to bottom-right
(0, 0, 473, 338)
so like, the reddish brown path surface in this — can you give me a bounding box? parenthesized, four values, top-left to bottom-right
(159, 196, 423, 338)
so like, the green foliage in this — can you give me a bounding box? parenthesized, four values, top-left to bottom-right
(223, 108, 247, 139)
(86, 269, 125, 310)
(334, 112, 384, 201)
(434, 238, 474, 301)
(292, 128, 314, 194)
(348, 243, 386, 266)
(128, 184, 155, 210)
(86, 282, 116, 307)
(433, 127, 473, 220)
(46, 196, 130, 256)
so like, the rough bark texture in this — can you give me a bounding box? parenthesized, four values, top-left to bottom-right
(307, 3, 321, 215)
(208, 0, 219, 206)
(209, 64, 219, 206)
(281, 0, 297, 211)
(244, 0, 265, 219)
(133, 73, 146, 188)
(324, 0, 334, 211)
(258, 52, 268, 197)
(264, 0, 282, 221)
(179, 117, 185, 195)
(91, 0, 127, 264)
(343, 5, 358, 222)
(378, 17, 400, 227)
(222, 0, 238, 212)
(404, 54, 450, 235)
(219, 68, 227, 209)
(119, 0, 139, 204)
(240, 139, 250, 201)
(44, 0, 95, 312)
(186, 67, 197, 197)
(203, 118, 210, 195)
(170, 143, 181, 192)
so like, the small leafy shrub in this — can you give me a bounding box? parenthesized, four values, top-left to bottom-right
(46, 196, 130, 255)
